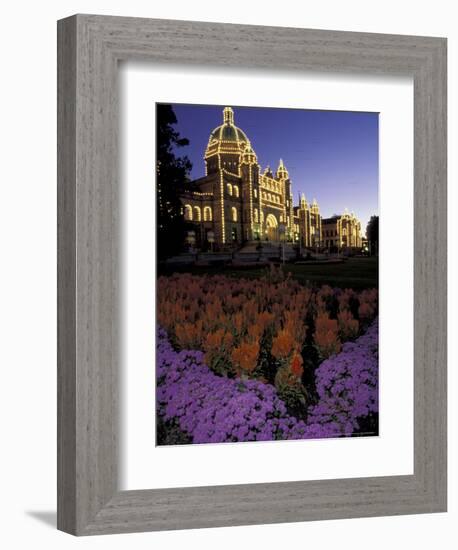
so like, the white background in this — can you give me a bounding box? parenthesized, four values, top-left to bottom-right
(0, 1, 455, 549)
(122, 65, 413, 489)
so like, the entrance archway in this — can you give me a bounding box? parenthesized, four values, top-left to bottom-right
(265, 213, 278, 241)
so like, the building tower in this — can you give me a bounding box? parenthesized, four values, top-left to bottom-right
(204, 107, 250, 176)
(240, 143, 260, 241)
(203, 106, 253, 244)
(310, 198, 322, 247)
(276, 158, 294, 239)
(298, 192, 312, 247)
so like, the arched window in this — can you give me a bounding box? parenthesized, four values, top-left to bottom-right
(267, 193, 272, 202)
(184, 204, 193, 221)
(262, 192, 266, 200)
(254, 208, 259, 223)
(231, 207, 238, 222)
(203, 206, 212, 221)
(233, 185, 239, 197)
(194, 206, 201, 221)
(227, 183, 233, 196)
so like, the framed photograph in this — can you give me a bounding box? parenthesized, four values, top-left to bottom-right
(155, 102, 380, 447)
(57, 14, 447, 535)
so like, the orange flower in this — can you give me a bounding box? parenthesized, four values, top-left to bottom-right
(290, 353, 303, 378)
(203, 328, 234, 374)
(203, 329, 233, 352)
(358, 302, 374, 320)
(232, 311, 244, 335)
(337, 310, 359, 339)
(283, 310, 307, 344)
(175, 320, 203, 349)
(358, 289, 378, 320)
(314, 313, 341, 358)
(271, 329, 296, 360)
(231, 340, 260, 375)
(337, 288, 354, 312)
(247, 323, 263, 341)
(157, 273, 378, 382)
(257, 310, 274, 331)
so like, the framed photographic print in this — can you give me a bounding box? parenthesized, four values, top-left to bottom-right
(57, 14, 447, 535)
(155, 103, 380, 447)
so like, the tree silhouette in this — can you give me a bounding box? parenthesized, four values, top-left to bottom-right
(366, 215, 379, 256)
(156, 104, 192, 260)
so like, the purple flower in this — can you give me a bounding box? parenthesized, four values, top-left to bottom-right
(306, 319, 379, 436)
(156, 319, 378, 444)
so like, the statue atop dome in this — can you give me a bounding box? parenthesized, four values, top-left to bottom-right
(223, 106, 235, 125)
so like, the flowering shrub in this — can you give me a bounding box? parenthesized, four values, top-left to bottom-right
(337, 310, 359, 340)
(157, 272, 378, 381)
(274, 352, 308, 415)
(336, 288, 356, 312)
(175, 320, 204, 349)
(313, 284, 335, 313)
(271, 329, 297, 360)
(202, 328, 234, 376)
(313, 313, 341, 358)
(156, 319, 379, 444)
(231, 340, 260, 376)
(357, 289, 378, 321)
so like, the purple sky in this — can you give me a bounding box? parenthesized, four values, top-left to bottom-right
(168, 103, 379, 230)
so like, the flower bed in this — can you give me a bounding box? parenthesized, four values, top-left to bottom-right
(156, 318, 378, 444)
(157, 327, 308, 443)
(157, 270, 378, 403)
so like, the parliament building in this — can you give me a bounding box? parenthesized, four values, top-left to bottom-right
(180, 107, 362, 251)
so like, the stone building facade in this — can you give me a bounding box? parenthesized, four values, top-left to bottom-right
(180, 106, 362, 251)
(322, 211, 363, 250)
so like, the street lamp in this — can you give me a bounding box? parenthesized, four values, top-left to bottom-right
(279, 223, 286, 264)
(207, 230, 215, 253)
(186, 230, 196, 259)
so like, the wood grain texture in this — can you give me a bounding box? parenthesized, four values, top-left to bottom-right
(57, 15, 77, 534)
(57, 14, 447, 535)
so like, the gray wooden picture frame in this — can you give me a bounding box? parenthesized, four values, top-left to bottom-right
(57, 14, 447, 536)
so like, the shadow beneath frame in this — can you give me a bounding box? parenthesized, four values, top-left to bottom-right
(26, 510, 57, 529)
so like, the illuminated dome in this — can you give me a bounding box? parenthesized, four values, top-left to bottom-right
(205, 107, 251, 160)
(208, 107, 249, 143)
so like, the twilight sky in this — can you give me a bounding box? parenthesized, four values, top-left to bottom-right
(169, 103, 379, 230)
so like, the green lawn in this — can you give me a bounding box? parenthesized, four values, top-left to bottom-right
(159, 256, 378, 290)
